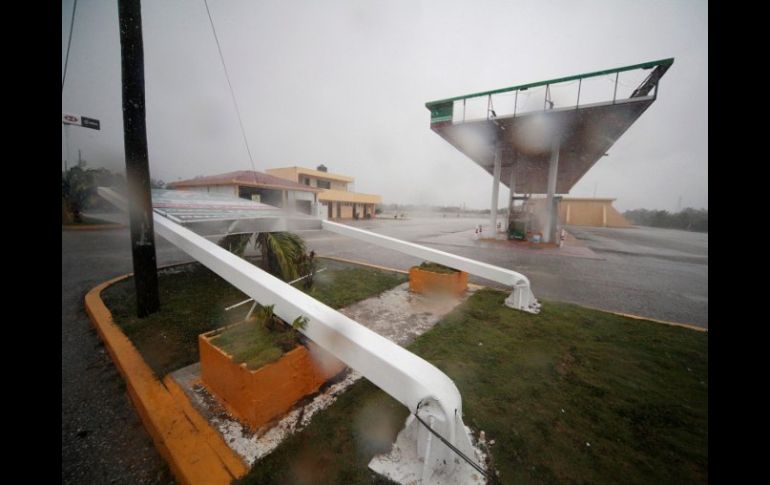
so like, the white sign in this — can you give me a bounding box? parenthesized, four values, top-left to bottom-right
(62, 113, 80, 125)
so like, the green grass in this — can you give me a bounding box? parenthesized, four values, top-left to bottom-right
(64, 215, 116, 225)
(102, 263, 253, 377)
(416, 261, 459, 274)
(102, 259, 408, 377)
(238, 288, 707, 484)
(300, 260, 407, 309)
(209, 320, 295, 370)
(235, 379, 406, 485)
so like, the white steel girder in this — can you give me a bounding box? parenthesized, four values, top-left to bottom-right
(322, 220, 540, 314)
(98, 187, 484, 484)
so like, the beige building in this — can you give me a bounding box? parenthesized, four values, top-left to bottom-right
(526, 197, 631, 228)
(167, 170, 321, 215)
(267, 165, 381, 220)
(559, 198, 631, 227)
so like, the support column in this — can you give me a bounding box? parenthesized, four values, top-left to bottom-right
(490, 146, 502, 235)
(506, 157, 516, 228)
(543, 139, 560, 243)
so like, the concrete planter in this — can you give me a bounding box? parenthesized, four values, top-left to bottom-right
(408, 266, 468, 296)
(199, 324, 346, 430)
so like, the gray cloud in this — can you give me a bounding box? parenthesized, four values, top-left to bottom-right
(62, 0, 707, 211)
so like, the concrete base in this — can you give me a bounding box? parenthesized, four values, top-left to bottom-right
(369, 409, 487, 485)
(505, 283, 541, 314)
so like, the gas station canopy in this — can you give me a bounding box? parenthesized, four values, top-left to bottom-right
(150, 189, 322, 236)
(425, 58, 673, 194)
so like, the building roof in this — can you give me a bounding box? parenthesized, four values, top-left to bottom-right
(560, 197, 617, 202)
(167, 170, 321, 192)
(269, 166, 355, 183)
(425, 58, 673, 194)
(148, 188, 322, 235)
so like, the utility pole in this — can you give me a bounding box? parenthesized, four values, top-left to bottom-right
(118, 0, 160, 317)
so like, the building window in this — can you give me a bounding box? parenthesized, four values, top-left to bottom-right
(303, 177, 310, 185)
(317, 180, 331, 189)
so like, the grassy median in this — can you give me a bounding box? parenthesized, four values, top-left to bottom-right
(238, 288, 707, 484)
(102, 258, 407, 377)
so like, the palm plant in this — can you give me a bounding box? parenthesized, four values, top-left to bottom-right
(218, 231, 309, 282)
(61, 167, 95, 223)
(255, 231, 306, 281)
(217, 233, 252, 256)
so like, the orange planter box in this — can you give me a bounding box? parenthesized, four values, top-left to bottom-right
(199, 326, 346, 430)
(409, 267, 468, 296)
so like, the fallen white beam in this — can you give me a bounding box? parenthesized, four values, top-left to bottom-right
(98, 187, 482, 483)
(322, 219, 540, 313)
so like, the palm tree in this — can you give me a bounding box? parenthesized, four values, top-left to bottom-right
(218, 233, 252, 256)
(218, 231, 308, 282)
(255, 232, 306, 281)
(62, 167, 95, 223)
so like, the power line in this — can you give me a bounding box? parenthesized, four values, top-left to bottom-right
(202, 0, 257, 173)
(62, 0, 78, 93)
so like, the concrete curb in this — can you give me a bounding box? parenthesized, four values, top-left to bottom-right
(84, 270, 248, 485)
(319, 255, 706, 332)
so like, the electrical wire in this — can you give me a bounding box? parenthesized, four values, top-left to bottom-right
(413, 400, 492, 481)
(62, 0, 78, 93)
(202, 0, 258, 173)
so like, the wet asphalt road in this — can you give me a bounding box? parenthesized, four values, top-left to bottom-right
(299, 216, 708, 328)
(61, 215, 707, 482)
(62, 226, 189, 484)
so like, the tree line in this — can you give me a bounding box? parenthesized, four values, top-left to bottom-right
(623, 208, 708, 232)
(62, 163, 165, 223)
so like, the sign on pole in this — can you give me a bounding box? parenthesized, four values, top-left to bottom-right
(62, 113, 80, 125)
(62, 112, 101, 130)
(81, 117, 100, 130)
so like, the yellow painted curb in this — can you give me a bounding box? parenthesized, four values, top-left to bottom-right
(601, 309, 707, 332)
(63, 223, 126, 231)
(84, 271, 248, 485)
(317, 255, 409, 274)
(162, 376, 249, 477)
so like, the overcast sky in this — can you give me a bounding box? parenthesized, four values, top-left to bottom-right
(62, 0, 707, 211)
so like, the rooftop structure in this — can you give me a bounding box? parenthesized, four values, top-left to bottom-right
(267, 165, 381, 220)
(425, 58, 673, 241)
(168, 170, 321, 216)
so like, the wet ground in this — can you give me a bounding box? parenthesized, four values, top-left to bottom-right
(300, 217, 708, 328)
(61, 213, 707, 482)
(62, 224, 189, 484)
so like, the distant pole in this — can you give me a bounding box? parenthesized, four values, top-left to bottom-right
(490, 144, 502, 234)
(118, 0, 160, 317)
(64, 123, 71, 171)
